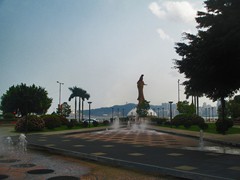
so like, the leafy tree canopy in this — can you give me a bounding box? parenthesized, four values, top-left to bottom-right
(226, 95, 240, 118)
(177, 101, 196, 115)
(57, 102, 71, 117)
(1, 83, 52, 116)
(174, 0, 240, 101)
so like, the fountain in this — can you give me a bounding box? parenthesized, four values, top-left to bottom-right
(18, 133, 27, 152)
(111, 116, 120, 130)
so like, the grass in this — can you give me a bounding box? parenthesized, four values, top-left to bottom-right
(161, 123, 240, 134)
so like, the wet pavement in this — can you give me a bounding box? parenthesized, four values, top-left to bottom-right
(1, 125, 240, 179)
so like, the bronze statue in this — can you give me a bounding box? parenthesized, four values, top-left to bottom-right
(137, 74, 146, 104)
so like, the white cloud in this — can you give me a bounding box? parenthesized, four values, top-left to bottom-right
(148, 2, 166, 19)
(157, 28, 174, 42)
(149, 1, 197, 24)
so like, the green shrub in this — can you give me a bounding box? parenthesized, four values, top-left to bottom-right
(183, 119, 192, 129)
(41, 114, 62, 129)
(172, 114, 207, 130)
(82, 121, 88, 127)
(66, 119, 75, 129)
(216, 119, 233, 134)
(58, 116, 69, 125)
(15, 115, 45, 132)
(172, 114, 190, 127)
(198, 122, 209, 130)
(92, 120, 99, 127)
(151, 117, 168, 125)
(103, 120, 110, 125)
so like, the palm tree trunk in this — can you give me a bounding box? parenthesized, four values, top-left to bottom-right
(82, 100, 84, 121)
(75, 97, 77, 120)
(78, 97, 81, 122)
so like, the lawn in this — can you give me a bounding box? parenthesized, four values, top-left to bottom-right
(161, 123, 240, 134)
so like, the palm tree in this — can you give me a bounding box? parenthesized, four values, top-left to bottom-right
(69, 86, 90, 122)
(68, 86, 78, 120)
(76, 88, 85, 122)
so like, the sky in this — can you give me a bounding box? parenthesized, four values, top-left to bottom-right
(0, 0, 216, 113)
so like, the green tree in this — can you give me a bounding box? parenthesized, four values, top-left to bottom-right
(69, 86, 90, 121)
(136, 100, 150, 117)
(227, 95, 240, 118)
(1, 84, 52, 116)
(177, 101, 196, 115)
(174, 0, 240, 130)
(57, 102, 71, 117)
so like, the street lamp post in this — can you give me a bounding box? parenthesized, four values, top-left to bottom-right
(57, 81, 64, 114)
(162, 107, 164, 118)
(88, 101, 92, 127)
(169, 101, 173, 123)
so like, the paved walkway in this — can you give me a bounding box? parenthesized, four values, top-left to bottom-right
(1, 125, 240, 179)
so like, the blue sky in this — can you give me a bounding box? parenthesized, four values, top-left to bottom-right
(0, 0, 215, 112)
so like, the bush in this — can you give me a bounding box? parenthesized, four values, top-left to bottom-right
(198, 122, 208, 130)
(216, 119, 233, 134)
(172, 114, 208, 130)
(151, 117, 168, 125)
(58, 116, 69, 126)
(183, 119, 192, 129)
(41, 115, 62, 129)
(15, 115, 45, 132)
(92, 120, 99, 127)
(103, 120, 110, 125)
(82, 121, 88, 128)
(172, 114, 190, 127)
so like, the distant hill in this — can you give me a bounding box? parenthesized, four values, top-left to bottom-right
(83, 103, 164, 117)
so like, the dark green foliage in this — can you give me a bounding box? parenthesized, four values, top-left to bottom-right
(183, 119, 192, 129)
(58, 116, 69, 126)
(103, 120, 110, 125)
(41, 114, 62, 129)
(136, 100, 150, 117)
(226, 95, 240, 118)
(174, 0, 240, 121)
(215, 118, 233, 134)
(57, 102, 71, 117)
(82, 121, 88, 127)
(151, 117, 167, 125)
(198, 122, 209, 130)
(172, 114, 191, 127)
(177, 101, 195, 115)
(172, 114, 208, 130)
(1, 84, 52, 116)
(15, 115, 45, 132)
(68, 86, 90, 121)
(92, 120, 99, 127)
(3, 113, 15, 121)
